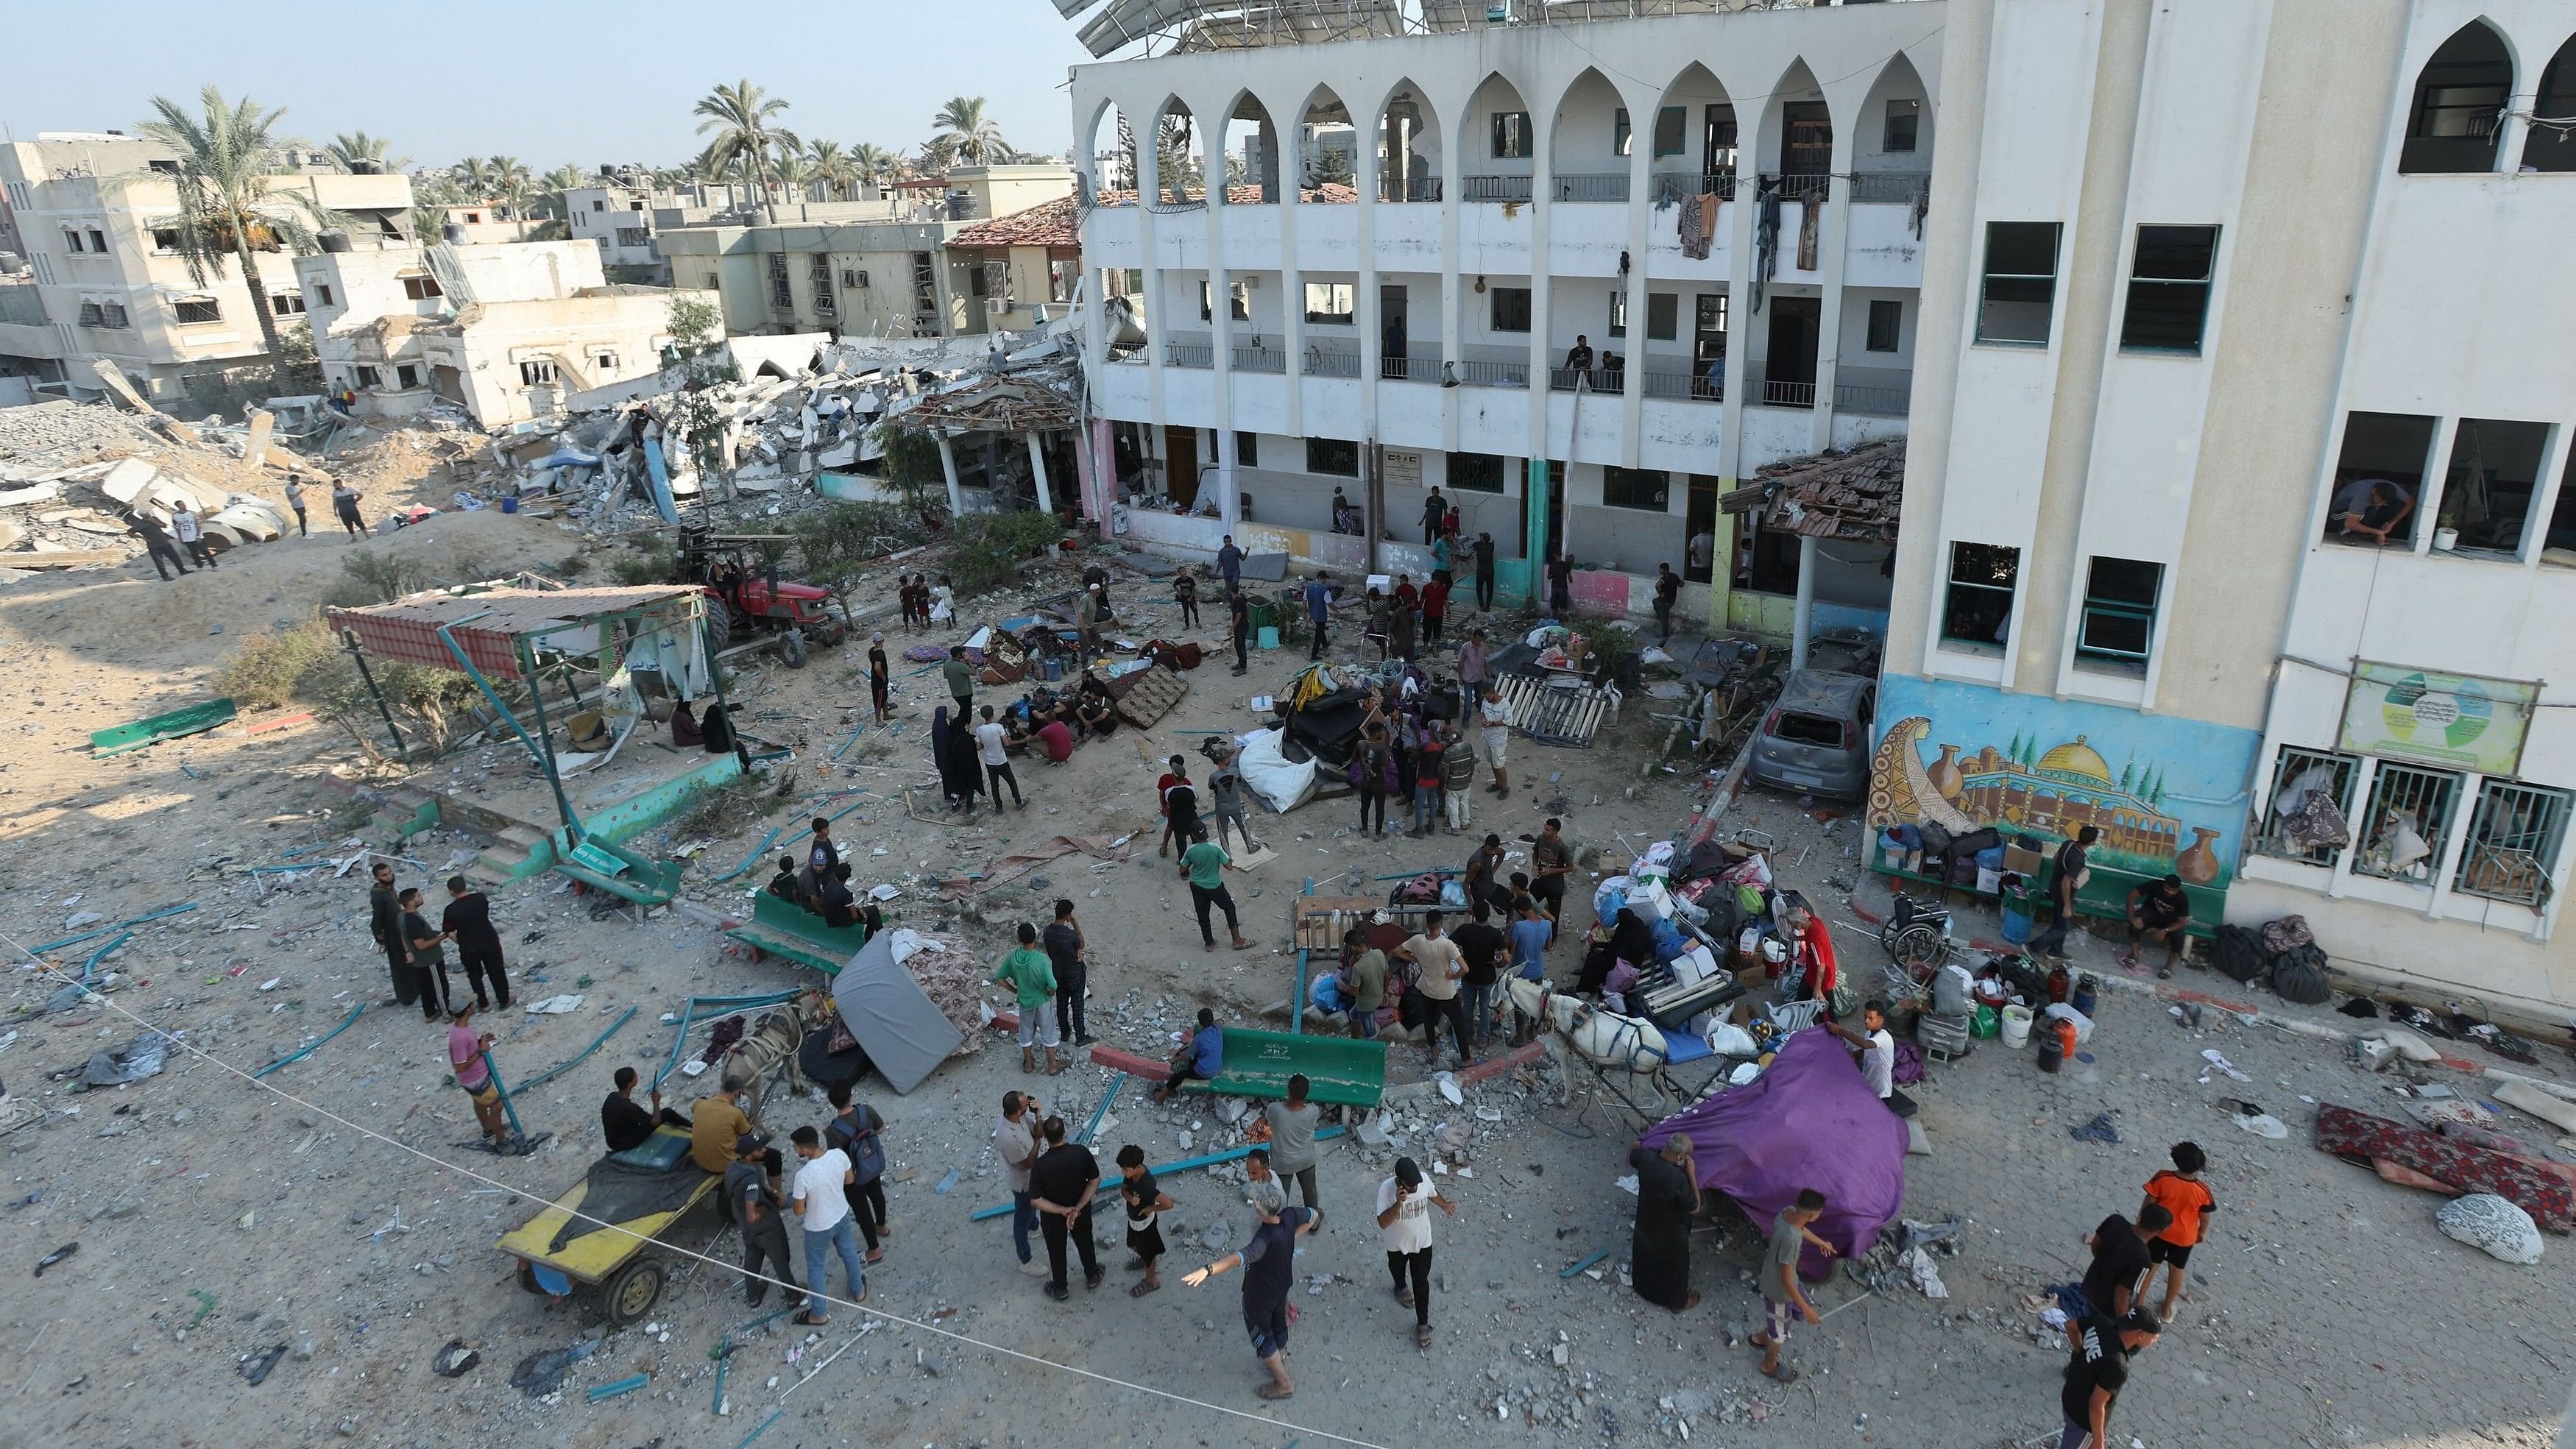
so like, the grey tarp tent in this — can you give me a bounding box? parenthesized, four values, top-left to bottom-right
(828, 933, 966, 1095)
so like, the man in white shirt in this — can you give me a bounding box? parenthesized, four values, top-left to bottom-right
(994, 1090, 1049, 1277)
(788, 1124, 864, 1323)
(169, 501, 218, 570)
(1478, 684, 1512, 797)
(1395, 910, 1473, 1069)
(1376, 1155, 1457, 1347)
(974, 705, 1025, 809)
(1827, 999, 1913, 1118)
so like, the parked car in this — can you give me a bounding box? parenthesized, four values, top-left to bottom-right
(1745, 668, 1875, 799)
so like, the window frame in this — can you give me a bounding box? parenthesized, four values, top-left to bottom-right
(1234, 432, 1258, 468)
(2255, 745, 2361, 866)
(2074, 556, 2164, 668)
(1644, 292, 1679, 343)
(400, 272, 442, 301)
(1601, 466, 1671, 513)
(1450, 451, 1507, 495)
(170, 295, 222, 325)
(1939, 541, 2018, 651)
(2455, 779, 2574, 907)
(1303, 281, 1355, 325)
(1305, 437, 1359, 477)
(518, 358, 559, 387)
(1489, 286, 1532, 334)
(1491, 110, 1532, 160)
(1606, 289, 1627, 338)
(2354, 762, 2460, 885)
(1865, 298, 1902, 352)
(1975, 221, 2062, 347)
(2118, 224, 2221, 354)
(394, 363, 420, 390)
(354, 364, 383, 389)
(269, 291, 305, 317)
(1883, 98, 1921, 153)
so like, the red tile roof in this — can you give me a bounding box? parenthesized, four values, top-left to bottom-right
(947, 196, 1080, 251)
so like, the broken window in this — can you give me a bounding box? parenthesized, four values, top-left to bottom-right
(843, 269, 868, 290)
(1306, 438, 1359, 476)
(2539, 446, 2576, 566)
(2355, 763, 2458, 885)
(269, 291, 305, 316)
(1303, 282, 1354, 325)
(982, 259, 1006, 302)
(1197, 280, 1248, 322)
(1942, 542, 2017, 649)
(768, 253, 793, 309)
(1977, 222, 2060, 345)
(171, 295, 221, 325)
(1866, 299, 1902, 352)
(75, 299, 104, 326)
(2120, 226, 2219, 353)
(147, 158, 180, 175)
(1602, 467, 1670, 512)
(1883, 99, 1921, 153)
(2438, 417, 2552, 557)
(316, 283, 335, 308)
(1490, 111, 1531, 160)
(810, 255, 835, 313)
(355, 365, 383, 388)
(2076, 556, 2161, 669)
(1490, 286, 1531, 333)
(1047, 258, 1076, 304)
(149, 227, 182, 252)
(2324, 411, 2434, 547)
(2455, 779, 2572, 907)
(592, 352, 617, 373)
(519, 360, 557, 386)
(99, 301, 128, 328)
(614, 227, 648, 249)
(1607, 289, 1627, 338)
(401, 273, 442, 300)
(2257, 745, 2360, 866)
(395, 364, 419, 389)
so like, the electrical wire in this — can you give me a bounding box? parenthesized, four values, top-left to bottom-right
(1, 924, 1395, 1449)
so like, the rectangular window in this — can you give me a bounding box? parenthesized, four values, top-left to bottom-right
(2456, 779, 2574, 906)
(1198, 280, 1248, 321)
(1303, 282, 1354, 325)
(395, 364, 420, 389)
(171, 296, 222, 325)
(519, 359, 557, 386)
(844, 269, 868, 289)
(1652, 105, 1686, 158)
(768, 252, 793, 308)
(593, 352, 618, 373)
(269, 291, 305, 316)
(1614, 109, 1632, 158)
(1306, 437, 1359, 476)
(88, 229, 107, 253)
(2120, 224, 2220, 352)
(149, 227, 183, 252)
(1865, 299, 1902, 352)
(2257, 745, 2360, 865)
(1450, 451, 1507, 494)
(75, 299, 104, 327)
(1491, 111, 1531, 160)
(401, 274, 442, 300)
(1607, 290, 1627, 338)
(2440, 418, 2552, 556)
(1941, 542, 2017, 648)
(2355, 763, 2459, 885)
(1048, 258, 1077, 304)
(1602, 466, 1670, 512)
(1883, 99, 1921, 152)
(99, 301, 129, 328)
(1490, 286, 1531, 333)
(614, 227, 648, 248)
(316, 283, 334, 308)
(62, 228, 85, 253)
(1234, 432, 1258, 467)
(1976, 222, 2061, 345)
(2076, 556, 2162, 667)
(354, 365, 382, 389)
(592, 198, 606, 211)
(707, 272, 721, 290)
(1646, 293, 1679, 342)
(810, 255, 835, 313)
(2324, 411, 2435, 546)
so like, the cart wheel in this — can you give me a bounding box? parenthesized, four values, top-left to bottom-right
(606, 1257, 665, 1327)
(1884, 923, 1947, 972)
(516, 1261, 545, 1297)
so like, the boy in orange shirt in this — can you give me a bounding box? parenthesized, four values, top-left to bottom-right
(2140, 1141, 2215, 1318)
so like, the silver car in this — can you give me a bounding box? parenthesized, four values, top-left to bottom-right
(1745, 669, 1876, 800)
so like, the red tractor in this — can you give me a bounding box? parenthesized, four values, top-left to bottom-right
(682, 531, 848, 651)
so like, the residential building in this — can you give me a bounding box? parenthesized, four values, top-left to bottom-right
(565, 183, 665, 276)
(1865, 0, 2576, 1021)
(659, 166, 1075, 341)
(1067, 4, 1928, 622)
(0, 131, 411, 401)
(438, 203, 538, 247)
(946, 196, 1084, 333)
(296, 237, 708, 428)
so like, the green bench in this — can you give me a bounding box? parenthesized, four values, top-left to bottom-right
(723, 889, 869, 974)
(2062, 862, 2220, 941)
(548, 835, 684, 907)
(1172, 1027, 1388, 1108)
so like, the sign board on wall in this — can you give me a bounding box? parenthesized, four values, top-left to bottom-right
(2338, 663, 2535, 776)
(1383, 450, 1421, 490)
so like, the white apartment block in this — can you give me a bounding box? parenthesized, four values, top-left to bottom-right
(0, 132, 411, 403)
(565, 185, 666, 274)
(1069, 3, 1933, 615)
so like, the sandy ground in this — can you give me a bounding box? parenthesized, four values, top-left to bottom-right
(1, 506, 2572, 1449)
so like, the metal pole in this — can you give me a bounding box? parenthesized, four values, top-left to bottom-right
(478, 1049, 527, 1137)
(1365, 439, 1384, 574)
(512, 634, 582, 840)
(343, 629, 410, 763)
(1791, 534, 1817, 672)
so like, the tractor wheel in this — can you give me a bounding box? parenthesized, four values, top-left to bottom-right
(606, 1256, 665, 1327)
(704, 608, 734, 653)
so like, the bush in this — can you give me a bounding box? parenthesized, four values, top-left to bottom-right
(943, 510, 1065, 595)
(327, 550, 434, 607)
(609, 535, 679, 587)
(213, 622, 340, 710)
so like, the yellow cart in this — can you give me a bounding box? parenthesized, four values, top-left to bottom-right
(498, 1126, 723, 1326)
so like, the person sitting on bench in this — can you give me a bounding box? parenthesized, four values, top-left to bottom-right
(766, 855, 804, 907)
(2120, 875, 2191, 979)
(1152, 1008, 1225, 1102)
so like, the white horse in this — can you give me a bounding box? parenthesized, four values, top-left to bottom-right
(1504, 977, 1674, 1114)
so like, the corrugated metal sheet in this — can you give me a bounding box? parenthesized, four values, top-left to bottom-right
(326, 586, 700, 679)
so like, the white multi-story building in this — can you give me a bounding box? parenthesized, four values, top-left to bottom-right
(565, 184, 665, 274)
(1069, 3, 1933, 617)
(0, 132, 411, 403)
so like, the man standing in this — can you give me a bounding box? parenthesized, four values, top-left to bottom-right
(1825, 999, 1910, 1116)
(1157, 757, 1197, 858)
(975, 706, 1025, 809)
(726, 1132, 794, 1307)
(2033, 826, 2099, 964)
(1530, 818, 1574, 930)
(1182, 826, 1255, 952)
(130, 511, 190, 580)
(2060, 1307, 2162, 1449)
(1407, 724, 1445, 839)
(1181, 1180, 1316, 1400)
(2081, 1206, 2170, 1319)
(994, 1091, 1050, 1277)
(1688, 527, 1716, 581)
(1217, 534, 1245, 592)
(1509, 895, 1552, 985)
(1546, 551, 1574, 617)
(283, 475, 310, 537)
(1631, 1136, 1704, 1314)
(1303, 571, 1334, 660)
(1043, 899, 1091, 1047)
(1472, 532, 1496, 612)
(367, 861, 416, 1010)
(992, 922, 1062, 1075)
(1341, 928, 1387, 1041)
(1208, 754, 1261, 856)
(1750, 1188, 1832, 1381)
(441, 875, 510, 1011)
(1076, 584, 1105, 659)
(1262, 1074, 1324, 1222)
(807, 817, 842, 895)
(1440, 722, 1476, 835)
(1457, 628, 1489, 697)
(1376, 1156, 1454, 1349)
(823, 1082, 891, 1263)
(1030, 1115, 1105, 1301)
(601, 1065, 687, 1152)
(1451, 902, 1507, 1049)
(169, 500, 217, 570)
(1228, 587, 1252, 676)
(943, 645, 975, 717)
(1421, 573, 1451, 648)
(1652, 563, 1681, 644)
(1395, 910, 1471, 1068)
(1174, 570, 1201, 631)
(788, 1124, 865, 1324)
(1420, 486, 1447, 545)
(867, 632, 892, 724)
(399, 887, 453, 1021)
(691, 1073, 782, 1192)
(331, 478, 366, 541)
(448, 1000, 509, 1152)
(1479, 684, 1513, 797)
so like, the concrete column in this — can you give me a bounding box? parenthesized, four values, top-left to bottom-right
(1214, 425, 1240, 529)
(1024, 431, 1053, 514)
(1791, 533, 1818, 670)
(935, 431, 963, 514)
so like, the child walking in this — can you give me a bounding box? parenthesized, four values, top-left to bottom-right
(2140, 1141, 2215, 1318)
(1118, 1144, 1174, 1296)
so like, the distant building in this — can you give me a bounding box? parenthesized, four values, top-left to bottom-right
(945, 195, 1084, 335)
(0, 131, 411, 402)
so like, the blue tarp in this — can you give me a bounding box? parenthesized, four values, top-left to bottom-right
(641, 439, 681, 525)
(538, 447, 602, 471)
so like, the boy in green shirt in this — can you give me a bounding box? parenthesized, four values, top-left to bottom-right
(992, 921, 1062, 1074)
(1181, 825, 1253, 952)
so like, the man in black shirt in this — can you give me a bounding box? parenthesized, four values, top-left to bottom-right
(2059, 1307, 2161, 1449)
(130, 512, 191, 580)
(1181, 1180, 1317, 1401)
(766, 855, 804, 906)
(1462, 834, 1509, 913)
(867, 632, 892, 724)
(1546, 552, 1574, 617)
(813, 862, 863, 929)
(1652, 563, 1681, 643)
(1044, 899, 1091, 1046)
(2080, 1206, 2168, 1319)
(397, 887, 452, 1021)
(1472, 532, 1497, 612)
(1228, 587, 1251, 676)
(1450, 901, 1507, 1049)
(441, 875, 510, 1010)
(601, 1065, 690, 1152)
(1028, 1115, 1104, 1300)
(726, 1131, 796, 1308)
(366, 862, 418, 1010)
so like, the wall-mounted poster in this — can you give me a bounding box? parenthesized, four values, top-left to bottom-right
(2338, 663, 2535, 777)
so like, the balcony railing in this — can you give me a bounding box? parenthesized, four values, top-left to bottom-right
(1649, 169, 1738, 204)
(1550, 366, 1625, 393)
(1834, 376, 1912, 417)
(1553, 173, 1630, 203)
(1231, 340, 1287, 373)
(1379, 349, 1442, 381)
(1305, 346, 1362, 378)
(1849, 171, 1931, 204)
(1455, 358, 1529, 389)
(1769, 173, 1833, 203)
(1460, 174, 1535, 204)
(1757, 376, 1816, 409)
(1379, 172, 1442, 203)
(1167, 339, 1214, 369)
(1641, 369, 1722, 402)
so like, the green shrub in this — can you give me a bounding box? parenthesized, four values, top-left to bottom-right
(213, 621, 339, 711)
(944, 510, 1066, 595)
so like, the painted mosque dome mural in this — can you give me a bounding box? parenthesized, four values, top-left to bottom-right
(1868, 716, 2222, 885)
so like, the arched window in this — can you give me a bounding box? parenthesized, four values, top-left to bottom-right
(2399, 21, 2512, 174)
(2523, 36, 2576, 172)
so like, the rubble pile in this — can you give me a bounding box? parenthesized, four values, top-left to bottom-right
(0, 399, 309, 573)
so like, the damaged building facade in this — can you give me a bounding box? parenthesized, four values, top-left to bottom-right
(0, 132, 412, 403)
(1065, 2, 1927, 621)
(297, 238, 710, 428)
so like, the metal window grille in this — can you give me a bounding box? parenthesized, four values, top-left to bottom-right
(768, 253, 794, 309)
(2455, 780, 2571, 907)
(2256, 745, 2360, 865)
(2354, 763, 2459, 884)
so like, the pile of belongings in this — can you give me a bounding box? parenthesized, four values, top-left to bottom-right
(1278, 660, 1462, 771)
(2209, 915, 2332, 1004)
(2313, 1102, 2574, 1233)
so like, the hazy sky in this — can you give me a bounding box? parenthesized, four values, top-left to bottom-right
(3, 0, 1101, 169)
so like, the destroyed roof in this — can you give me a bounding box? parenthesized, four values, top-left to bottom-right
(884, 369, 1083, 433)
(326, 584, 703, 679)
(1095, 183, 1360, 206)
(1718, 439, 1906, 542)
(947, 196, 1081, 252)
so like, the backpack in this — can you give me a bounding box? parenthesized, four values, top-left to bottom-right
(2268, 942, 2332, 1005)
(824, 1108, 885, 1185)
(2213, 924, 2265, 983)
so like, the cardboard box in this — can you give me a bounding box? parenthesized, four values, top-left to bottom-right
(2003, 845, 2045, 877)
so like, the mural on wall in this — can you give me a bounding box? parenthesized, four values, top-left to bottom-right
(1865, 674, 2262, 889)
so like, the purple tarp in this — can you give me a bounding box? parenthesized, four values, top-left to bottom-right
(1640, 1029, 1908, 1277)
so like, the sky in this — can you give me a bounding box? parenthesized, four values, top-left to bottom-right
(2, 0, 1102, 170)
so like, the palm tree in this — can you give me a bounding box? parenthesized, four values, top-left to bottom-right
(694, 79, 791, 223)
(806, 140, 856, 202)
(849, 142, 899, 197)
(324, 131, 408, 174)
(933, 96, 1007, 165)
(456, 156, 499, 204)
(770, 151, 812, 205)
(916, 132, 960, 177)
(486, 155, 534, 220)
(137, 86, 328, 385)
(534, 165, 588, 222)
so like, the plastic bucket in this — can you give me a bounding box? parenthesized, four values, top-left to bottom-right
(1256, 626, 1281, 651)
(2037, 1036, 2063, 1074)
(498, 495, 520, 514)
(1041, 659, 1062, 682)
(1998, 907, 2033, 945)
(1999, 1004, 2034, 1049)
